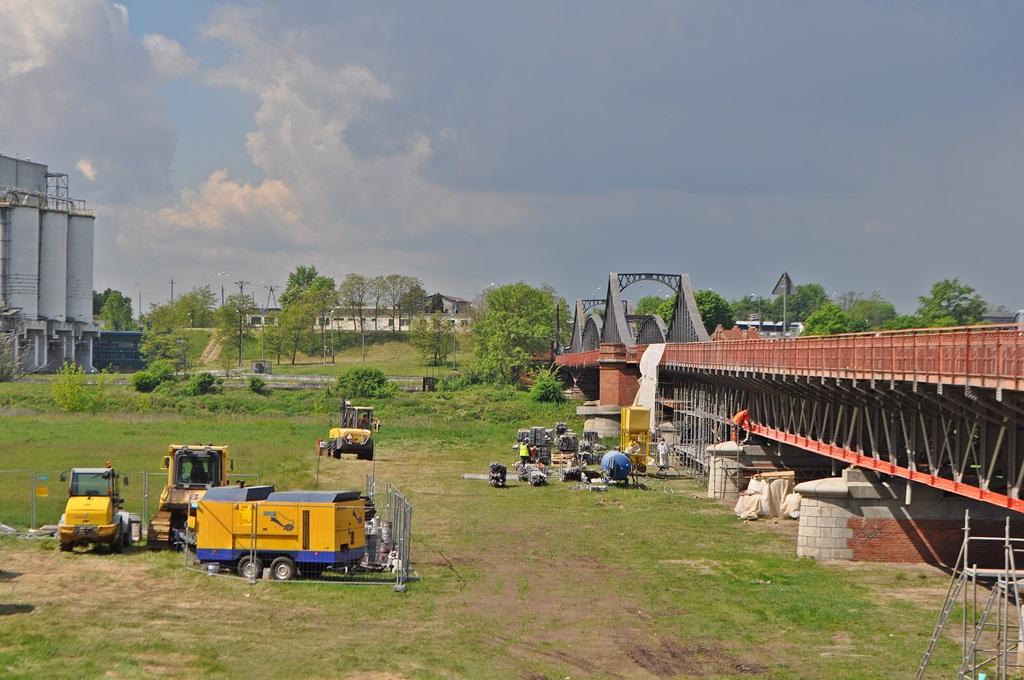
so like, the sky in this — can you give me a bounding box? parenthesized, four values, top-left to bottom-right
(1, 1, 1022, 313)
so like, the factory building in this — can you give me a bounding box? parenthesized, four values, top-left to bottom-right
(0, 154, 97, 372)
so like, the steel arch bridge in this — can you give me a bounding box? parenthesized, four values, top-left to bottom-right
(566, 272, 710, 353)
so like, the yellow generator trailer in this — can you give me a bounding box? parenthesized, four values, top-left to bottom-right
(620, 406, 651, 474)
(193, 485, 367, 580)
(319, 399, 376, 461)
(58, 466, 140, 552)
(148, 444, 231, 550)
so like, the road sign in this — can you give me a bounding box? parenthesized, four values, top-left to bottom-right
(772, 272, 795, 296)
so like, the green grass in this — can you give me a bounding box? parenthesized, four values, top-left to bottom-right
(197, 333, 471, 378)
(0, 384, 963, 679)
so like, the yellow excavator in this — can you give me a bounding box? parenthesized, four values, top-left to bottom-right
(318, 399, 376, 461)
(147, 445, 231, 550)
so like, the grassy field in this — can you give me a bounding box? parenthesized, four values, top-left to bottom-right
(0, 385, 963, 679)
(191, 331, 467, 378)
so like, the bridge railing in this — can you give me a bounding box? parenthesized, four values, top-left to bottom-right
(654, 323, 1024, 390)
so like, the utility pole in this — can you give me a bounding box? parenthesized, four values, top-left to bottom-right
(170, 277, 175, 303)
(235, 280, 249, 367)
(218, 271, 230, 308)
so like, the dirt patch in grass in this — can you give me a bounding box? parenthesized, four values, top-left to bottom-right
(627, 639, 767, 677)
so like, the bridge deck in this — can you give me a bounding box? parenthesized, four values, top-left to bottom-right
(558, 324, 1024, 391)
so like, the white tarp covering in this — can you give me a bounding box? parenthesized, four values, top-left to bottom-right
(633, 343, 666, 410)
(734, 474, 798, 520)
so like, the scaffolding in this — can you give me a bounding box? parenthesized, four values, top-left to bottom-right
(917, 511, 1024, 679)
(663, 380, 738, 487)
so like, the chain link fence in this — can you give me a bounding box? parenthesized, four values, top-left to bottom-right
(0, 469, 260, 530)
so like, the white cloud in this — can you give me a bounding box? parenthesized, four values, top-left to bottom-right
(0, 0, 176, 199)
(116, 4, 529, 285)
(142, 33, 198, 82)
(76, 159, 97, 181)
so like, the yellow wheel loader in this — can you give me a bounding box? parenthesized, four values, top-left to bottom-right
(147, 445, 231, 550)
(318, 399, 376, 461)
(58, 465, 139, 552)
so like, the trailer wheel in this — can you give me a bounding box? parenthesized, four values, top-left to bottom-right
(270, 556, 296, 581)
(237, 555, 263, 580)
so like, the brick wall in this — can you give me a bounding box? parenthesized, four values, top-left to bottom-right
(599, 362, 640, 406)
(797, 472, 1020, 566)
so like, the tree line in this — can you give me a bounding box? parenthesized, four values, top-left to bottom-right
(632, 278, 996, 337)
(121, 267, 429, 371)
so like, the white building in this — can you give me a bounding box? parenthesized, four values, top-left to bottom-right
(0, 154, 98, 371)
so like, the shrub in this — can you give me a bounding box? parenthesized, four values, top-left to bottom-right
(131, 358, 178, 393)
(185, 372, 220, 396)
(529, 366, 566, 403)
(436, 368, 483, 392)
(52, 362, 92, 412)
(336, 367, 397, 399)
(131, 371, 161, 393)
(248, 376, 270, 395)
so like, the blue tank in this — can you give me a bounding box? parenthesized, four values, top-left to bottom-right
(601, 451, 632, 482)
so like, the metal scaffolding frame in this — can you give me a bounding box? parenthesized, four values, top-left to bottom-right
(918, 511, 1024, 679)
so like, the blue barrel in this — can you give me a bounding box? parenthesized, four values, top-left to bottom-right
(601, 451, 632, 482)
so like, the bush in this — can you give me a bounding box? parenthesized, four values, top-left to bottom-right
(131, 358, 178, 393)
(248, 376, 270, 396)
(436, 368, 483, 392)
(336, 367, 397, 399)
(52, 362, 93, 412)
(185, 372, 220, 396)
(529, 366, 566, 403)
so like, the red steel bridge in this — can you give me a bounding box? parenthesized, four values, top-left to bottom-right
(556, 276, 1024, 513)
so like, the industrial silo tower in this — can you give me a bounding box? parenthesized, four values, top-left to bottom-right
(0, 154, 98, 372)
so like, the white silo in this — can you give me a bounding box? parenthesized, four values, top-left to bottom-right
(38, 210, 68, 321)
(6, 205, 40, 320)
(66, 212, 95, 324)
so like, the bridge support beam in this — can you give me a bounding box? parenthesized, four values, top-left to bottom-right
(796, 468, 1019, 565)
(599, 344, 640, 406)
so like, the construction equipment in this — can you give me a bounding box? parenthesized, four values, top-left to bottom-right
(319, 399, 376, 460)
(148, 444, 231, 550)
(620, 406, 650, 474)
(488, 462, 507, 488)
(192, 485, 369, 580)
(58, 464, 139, 552)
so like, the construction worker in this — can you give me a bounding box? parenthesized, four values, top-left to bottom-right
(732, 409, 751, 443)
(519, 441, 530, 469)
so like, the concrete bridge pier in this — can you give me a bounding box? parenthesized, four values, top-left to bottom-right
(796, 469, 1020, 565)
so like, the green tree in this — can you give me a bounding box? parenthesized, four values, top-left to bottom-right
(635, 295, 674, 321)
(410, 314, 455, 366)
(339, 273, 371, 360)
(279, 297, 315, 364)
(337, 367, 396, 398)
(279, 265, 322, 307)
(847, 293, 897, 330)
(175, 286, 217, 327)
(52, 362, 96, 412)
(99, 290, 136, 330)
(779, 283, 829, 322)
(473, 283, 558, 383)
(802, 303, 854, 336)
(217, 293, 256, 367)
(380, 274, 423, 333)
(695, 289, 734, 334)
(916, 279, 986, 327)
